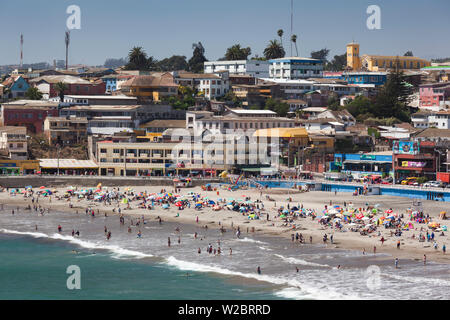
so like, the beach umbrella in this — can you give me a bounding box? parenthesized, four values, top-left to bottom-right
(39, 186, 45, 189)
(175, 202, 183, 207)
(162, 204, 170, 209)
(283, 209, 289, 214)
(334, 218, 342, 222)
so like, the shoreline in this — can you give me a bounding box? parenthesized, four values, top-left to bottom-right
(1, 185, 449, 265)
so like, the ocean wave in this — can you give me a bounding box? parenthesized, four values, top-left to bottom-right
(0, 228, 49, 239)
(274, 254, 330, 268)
(258, 246, 273, 251)
(383, 272, 450, 287)
(0, 228, 153, 259)
(235, 237, 267, 244)
(49, 233, 154, 259)
(165, 256, 359, 300)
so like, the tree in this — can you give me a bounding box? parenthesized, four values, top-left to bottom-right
(224, 44, 251, 61)
(157, 55, 188, 71)
(104, 58, 127, 69)
(291, 35, 298, 56)
(325, 53, 347, 71)
(265, 98, 289, 117)
(263, 40, 285, 60)
(54, 82, 68, 102)
(310, 48, 330, 62)
(188, 42, 207, 73)
(124, 47, 156, 71)
(277, 29, 284, 45)
(25, 87, 43, 100)
(404, 51, 414, 57)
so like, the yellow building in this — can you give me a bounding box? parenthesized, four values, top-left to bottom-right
(120, 73, 178, 101)
(0, 159, 40, 175)
(346, 43, 361, 71)
(346, 43, 431, 71)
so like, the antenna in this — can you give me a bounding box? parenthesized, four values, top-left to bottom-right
(20, 34, 23, 68)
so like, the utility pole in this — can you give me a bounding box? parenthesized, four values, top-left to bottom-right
(20, 34, 23, 68)
(290, 0, 293, 57)
(56, 143, 60, 175)
(65, 31, 70, 70)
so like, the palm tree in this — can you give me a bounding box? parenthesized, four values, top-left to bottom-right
(225, 44, 251, 60)
(54, 82, 68, 102)
(125, 47, 153, 71)
(277, 29, 284, 45)
(263, 40, 285, 60)
(291, 34, 298, 57)
(25, 87, 43, 100)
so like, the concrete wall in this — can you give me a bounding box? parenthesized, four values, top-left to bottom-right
(0, 176, 220, 188)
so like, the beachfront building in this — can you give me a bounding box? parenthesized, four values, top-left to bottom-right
(253, 127, 309, 169)
(43, 116, 88, 146)
(392, 140, 438, 182)
(0, 159, 39, 175)
(0, 126, 28, 160)
(268, 57, 324, 80)
(331, 152, 393, 180)
(204, 60, 270, 78)
(0, 100, 59, 134)
(231, 82, 281, 107)
(258, 78, 315, 100)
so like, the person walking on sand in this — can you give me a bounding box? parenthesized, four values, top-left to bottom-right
(395, 258, 399, 269)
(397, 240, 401, 249)
(374, 246, 377, 254)
(423, 254, 427, 265)
(380, 236, 385, 245)
(443, 244, 446, 254)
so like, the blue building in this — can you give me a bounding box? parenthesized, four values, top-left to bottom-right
(342, 72, 387, 86)
(331, 153, 393, 179)
(101, 75, 118, 93)
(1, 75, 30, 99)
(269, 57, 324, 80)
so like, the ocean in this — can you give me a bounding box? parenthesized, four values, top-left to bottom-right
(1, 205, 450, 300)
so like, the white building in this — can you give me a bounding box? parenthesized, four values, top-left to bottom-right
(186, 109, 296, 137)
(204, 60, 270, 78)
(174, 71, 230, 100)
(0, 126, 28, 160)
(269, 57, 324, 80)
(411, 110, 450, 130)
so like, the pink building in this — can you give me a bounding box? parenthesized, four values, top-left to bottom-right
(419, 82, 450, 107)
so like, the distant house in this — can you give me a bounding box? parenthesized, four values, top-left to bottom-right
(120, 73, 178, 102)
(173, 71, 230, 100)
(315, 109, 356, 127)
(30, 75, 106, 99)
(1, 76, 30, 99)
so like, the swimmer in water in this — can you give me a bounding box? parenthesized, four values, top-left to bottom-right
(257, 266, 261, 275)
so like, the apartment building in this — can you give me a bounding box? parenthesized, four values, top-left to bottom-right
(0, 126, 28, 160)
(204, 60, 270, 78)
(43, 116, 88, 145)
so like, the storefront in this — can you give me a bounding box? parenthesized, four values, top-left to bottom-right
(331, 153, 393, 179)
(0, 160, 40, 175)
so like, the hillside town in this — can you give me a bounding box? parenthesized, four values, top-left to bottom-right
(1, 37, 450, 188)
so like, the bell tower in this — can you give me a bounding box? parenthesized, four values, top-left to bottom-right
(346, 42, 361, 71)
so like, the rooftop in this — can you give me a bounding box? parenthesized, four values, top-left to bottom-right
(30, 75, 90, 85)
(140, 119, 186, 129)
(1, 100, 59, 108)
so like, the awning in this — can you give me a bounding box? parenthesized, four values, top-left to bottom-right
(344, 160, 392, 164)
(39, 159, 98, 169)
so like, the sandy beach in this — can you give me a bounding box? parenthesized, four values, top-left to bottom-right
(1, 183, 449, 265)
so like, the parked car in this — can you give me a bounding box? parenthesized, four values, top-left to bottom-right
(423, 181, 445, 188)
(401, 177, 418, 185)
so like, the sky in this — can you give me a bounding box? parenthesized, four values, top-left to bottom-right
(0, 0, 449, 66)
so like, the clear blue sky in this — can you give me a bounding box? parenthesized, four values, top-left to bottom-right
(1, 0, 449, 66)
